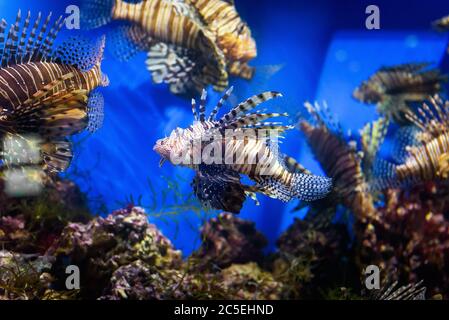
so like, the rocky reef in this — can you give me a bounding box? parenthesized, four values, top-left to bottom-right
(0, 176, 447, 300)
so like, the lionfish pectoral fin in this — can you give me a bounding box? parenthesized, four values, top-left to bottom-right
(369, 157, 400, 191)
(86, 89, 105, 133)
(159, 157, 166, 167)
(391, 125, 420, 163)
(146, 43, 198, 95)
(53, 35, 106, 72)
(192, 165, 246, 214)
(107, 24, 152, 62)
(80, 0, 114, 29)
(40, 138, 73, 173)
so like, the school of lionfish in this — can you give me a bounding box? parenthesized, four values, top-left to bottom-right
(0, 3, 449, 232)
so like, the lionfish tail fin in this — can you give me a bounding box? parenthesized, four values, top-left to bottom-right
(53, 35, 106, 72)
(291, 173, 332, 201)
(80, 0, 114, 29)
(256, 173, 332, 202)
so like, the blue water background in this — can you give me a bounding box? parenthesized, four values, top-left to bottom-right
(1, 0, 448, 255)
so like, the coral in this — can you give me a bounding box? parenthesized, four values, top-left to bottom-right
(219, 263, 282, 300)
(357, 184, 449, 298)
(189, 213, 268, 271)
(0, 250, 75, 300)
(0, 177, 91, 254)
(271, 210, 358, 299)
(46, 206, 182, 298)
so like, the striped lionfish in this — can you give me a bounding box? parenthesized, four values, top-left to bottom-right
(81, 0, 256, 96)
(433, 14, 449, 32)
(298, 102, 388, 221)
(153, 88, 332, 213)
(353, 63, 447, 123)
(373, 95, 449, 188)
(0, 10, 108, 174)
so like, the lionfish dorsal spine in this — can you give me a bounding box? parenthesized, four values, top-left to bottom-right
(208, 86, 233, 121)
(199, 88, 207, 122)
(217, 91, 282, 127)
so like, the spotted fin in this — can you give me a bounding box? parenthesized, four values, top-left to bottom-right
(369, 157, 399, 190)
(192, 164, 246, 214)
(391, 125, 420, 163)
(107, 24, 152, 62)
(255, 173, 332, 202)
(80, 0, 114, 29)
(53, 35, 106, 72)
(86, 89, 105, 133)
(0, 10, 65, 66)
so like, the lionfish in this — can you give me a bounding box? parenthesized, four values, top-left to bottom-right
(433, 14, 449, 32)
(353, 63, 447, 123)
(0, 10, 108, 174)
(153, 88, 332, 213)
(81, 0, 257, 96)
(298, 102, 388, 221)
(373, 95, 449, 188)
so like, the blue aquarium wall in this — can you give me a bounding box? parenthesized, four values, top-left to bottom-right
(2, 0, 448, 255)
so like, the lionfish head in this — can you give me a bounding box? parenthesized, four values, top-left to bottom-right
(353, 81, 384, 104)
(219, 25, 257, 62)
(153, 127, 186, 166)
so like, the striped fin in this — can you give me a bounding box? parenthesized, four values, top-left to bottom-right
(199, 89, 207, 122)
(242, 123, 294, 132)
(208, 86, 233, 121)
(146, 43, 201, 95)
(405, 95, 449, 139)
(224, 112, 288, 129)
(17, 11, 31, 63)
(41, 138, 73, 173)
(14, 89, 89, 138)
(0, 19, 7, 64)
(0, 11, 65, 66)
(282, 155, 312, 175)
(218, 91, 282, 126)
(30, 12, 52, 61)
(303, 101, 342, 135)
(191, 98, 198, 121)
(39, 15, 65, 61)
